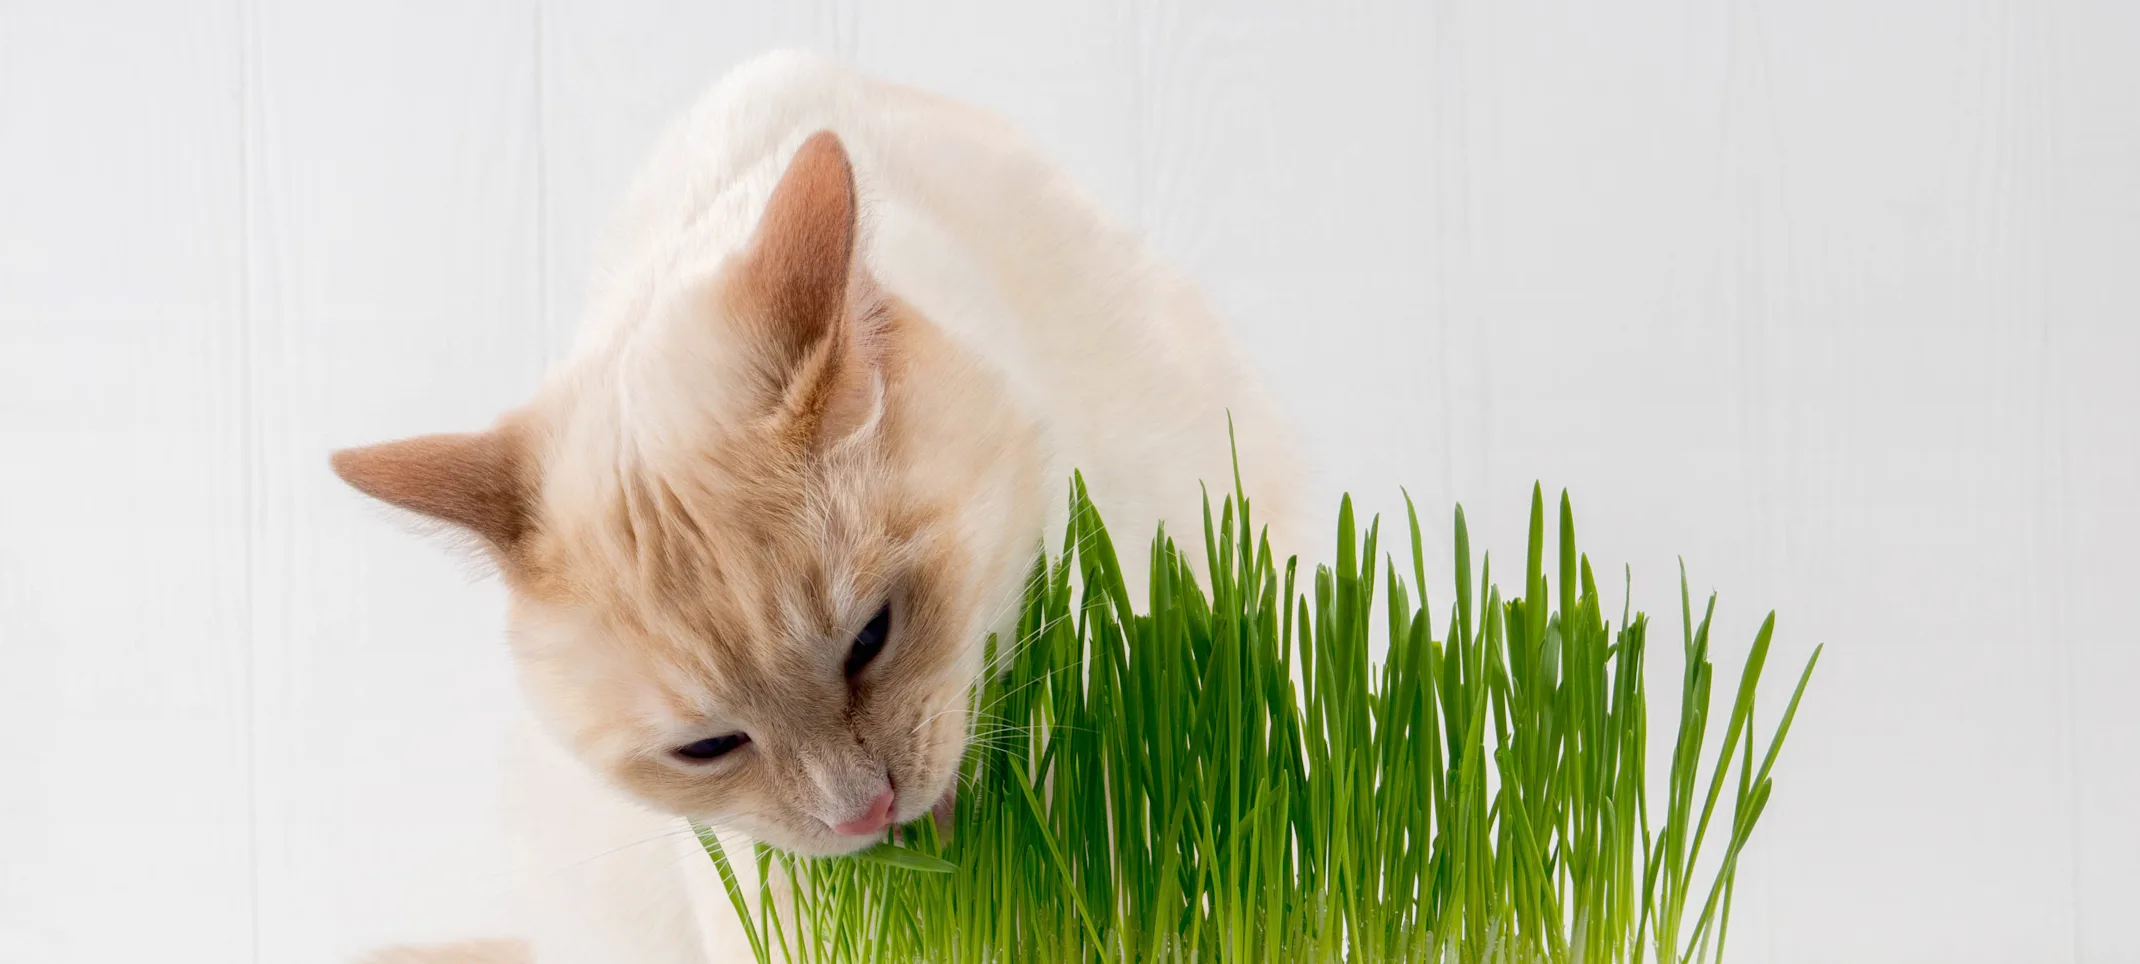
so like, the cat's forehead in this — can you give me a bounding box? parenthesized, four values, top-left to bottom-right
(511, 524, 839, 724)
(520, 444, 907, 657)
(509, 587, 837, 745)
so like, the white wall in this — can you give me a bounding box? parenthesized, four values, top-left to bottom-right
(3, 2, 2135, 962)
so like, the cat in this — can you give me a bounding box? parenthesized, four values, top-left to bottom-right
(333, 50, 1303, 963)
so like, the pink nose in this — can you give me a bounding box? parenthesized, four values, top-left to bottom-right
(831, 788, 896, 836)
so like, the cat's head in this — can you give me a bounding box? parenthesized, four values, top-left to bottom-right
(330, 132, 1043, 855)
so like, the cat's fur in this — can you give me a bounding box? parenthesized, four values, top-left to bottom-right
(334, 50, 1302, 963)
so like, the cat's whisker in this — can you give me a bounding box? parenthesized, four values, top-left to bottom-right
(966, 661, 1087, 716)
(543, 824, 716, 874)
(912, 705, 964, 734)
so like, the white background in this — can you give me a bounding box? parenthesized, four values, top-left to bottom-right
(4, 2, 2136, 962)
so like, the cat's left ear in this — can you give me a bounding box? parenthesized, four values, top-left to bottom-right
(730, 130, 884, 447)
(329, 428, 536, 559)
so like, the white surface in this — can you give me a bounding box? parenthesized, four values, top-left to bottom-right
(2, 2, 2135, 962)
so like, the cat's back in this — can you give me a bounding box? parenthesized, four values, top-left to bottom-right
(588, 51, 1020, 285)
(591, 49, 1307, 564)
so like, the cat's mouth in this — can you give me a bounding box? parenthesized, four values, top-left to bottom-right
(882, 785, 956, 850)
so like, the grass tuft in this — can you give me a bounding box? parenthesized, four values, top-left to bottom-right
(702, 478, 1819, 963)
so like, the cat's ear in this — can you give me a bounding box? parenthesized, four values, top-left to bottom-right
(329, 429, 535, 554)
(731, 130, 883, 446)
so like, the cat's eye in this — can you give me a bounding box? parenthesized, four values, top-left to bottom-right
(845, 604, 893, 678)
(674, 733, 750, 762)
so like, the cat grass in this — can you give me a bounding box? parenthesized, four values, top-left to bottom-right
(699, 475, 1820, 963)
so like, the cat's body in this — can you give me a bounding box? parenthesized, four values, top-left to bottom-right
(339, 51, 1301, 963)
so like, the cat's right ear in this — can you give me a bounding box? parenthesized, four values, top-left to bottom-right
(330, 429, 535, 556)
(727, 131, 887, 448)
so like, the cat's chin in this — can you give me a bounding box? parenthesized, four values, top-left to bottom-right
(891, 772, 960, 839)
(749, 824, 881, 858)
(724, 794, 955, 857)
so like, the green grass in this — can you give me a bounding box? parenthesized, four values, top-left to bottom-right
(700, 475, 1820, 963)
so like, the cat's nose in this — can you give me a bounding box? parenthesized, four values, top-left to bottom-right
(830, 788, 896, 836)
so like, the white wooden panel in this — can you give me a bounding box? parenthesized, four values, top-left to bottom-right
(1115, 2, 2129, 962)
(1677, 4, 2065, 957)
(3, 2, 2135, 962)
(2044, 3, 2140, 961)
(242, 2, 540, 960)
(0, 4, 253, 963)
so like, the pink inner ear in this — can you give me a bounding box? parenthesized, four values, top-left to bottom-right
(330, 429, 533, 550)
(728, 130, 891, 446)
(736, 130, 861, 364)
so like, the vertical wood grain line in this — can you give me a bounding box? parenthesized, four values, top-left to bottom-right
(2046, 249, 2083, 964)
(2019, 0, 2084, 951)
(826, 0, 859, 64)
(534, 0, 552, 360)
(1127, 4, 1147, 229)
(1428, 0, 1465, 505)
(233, 0, 260, 960)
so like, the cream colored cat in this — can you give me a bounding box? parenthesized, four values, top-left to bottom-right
(334, 50, 1302, 964)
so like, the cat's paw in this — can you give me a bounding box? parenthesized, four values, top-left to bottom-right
(355, 939, 531, 964)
